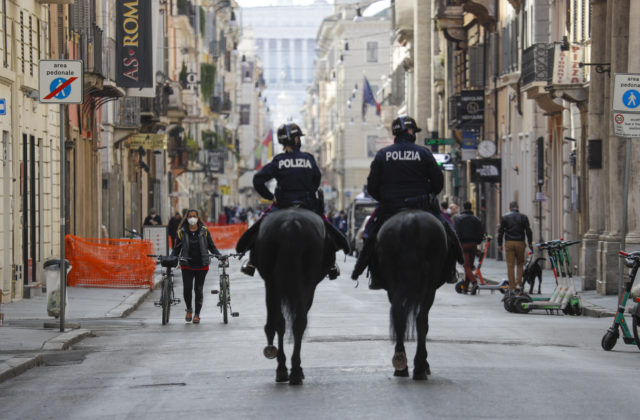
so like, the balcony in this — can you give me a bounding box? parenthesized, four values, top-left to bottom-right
(521, 43, 553, 87)
(462, 0, 496, 30)
(436, 0, 465, 44)
(521, 43, 564, 113)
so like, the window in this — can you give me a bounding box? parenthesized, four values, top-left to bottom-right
(366, 41, 378, 63)
(240, 105, 250, 125)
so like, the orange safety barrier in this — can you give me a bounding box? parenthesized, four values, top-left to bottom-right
(207, 223, 248, 250)
(65, 235, 156, 289)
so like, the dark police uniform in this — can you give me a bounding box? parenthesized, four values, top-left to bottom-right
(367, 132, 443, 212)
(253, 149, 321, 211)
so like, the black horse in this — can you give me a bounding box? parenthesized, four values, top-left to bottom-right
(371, 209, 456, 380)
(246, 207, 336, 385)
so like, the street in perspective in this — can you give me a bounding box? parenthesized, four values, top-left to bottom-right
(1, 254, 639, 419)
(1, 0, 640, 419)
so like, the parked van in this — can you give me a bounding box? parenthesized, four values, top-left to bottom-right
(346, 197, 377, 255)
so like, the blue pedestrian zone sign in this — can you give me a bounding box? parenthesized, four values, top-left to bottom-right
(613, 74, 640, 113)
(0, 98, 5, 115)
(622, 89, 640, 109)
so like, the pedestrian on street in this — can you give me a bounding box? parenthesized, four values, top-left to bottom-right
(454, 201, 485, 294)
(440, 201, 454, 229)
(167, 212, 182, 249)
(449, 202, 459, 219)
(143, 208, 162, 226)
(171, 209, 221, 324)
(497, 201, 533, 293)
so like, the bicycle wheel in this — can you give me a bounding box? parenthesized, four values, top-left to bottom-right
(221, 276, 229, 324)
(632, 303, 640, 351)
(162, 277, 170, 325)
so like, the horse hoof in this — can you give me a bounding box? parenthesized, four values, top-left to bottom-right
(263, 345, 278, 359)
(275, 367, 289, 383)
(289, 367, 304, 385)
(393, 367, 409, 377)
(426, 366, 431, 375)
(392, 352, 407, 370)
(412, 369, 428, 380)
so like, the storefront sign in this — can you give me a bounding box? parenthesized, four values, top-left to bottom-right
(116, 0, 153, 88)
(455, 90, 484, 128)
(470, 158, 501, 184)
(552, 44, 585, 85)
(128, 133, 167, 150)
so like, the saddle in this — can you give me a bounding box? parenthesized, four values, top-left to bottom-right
(236, 207, 350, 255)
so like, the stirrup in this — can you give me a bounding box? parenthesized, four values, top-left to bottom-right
(241, 260, 255, 276)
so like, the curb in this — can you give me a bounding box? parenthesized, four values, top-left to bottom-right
(105, 273, 162, 318)
(0, 355, 43, 383)
(41, 328, 93, 351)
(0, 329, 92, 384)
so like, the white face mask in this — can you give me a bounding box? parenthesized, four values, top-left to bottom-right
(187, 217, 198, 226)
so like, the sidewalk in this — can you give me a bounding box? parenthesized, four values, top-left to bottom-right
(477, 257, 623, 318)
(0, 272, 161, 383)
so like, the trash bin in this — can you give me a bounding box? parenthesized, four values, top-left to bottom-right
(45, 259, 71, 319)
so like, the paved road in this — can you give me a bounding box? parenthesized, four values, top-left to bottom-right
(1, 254, 638, 419)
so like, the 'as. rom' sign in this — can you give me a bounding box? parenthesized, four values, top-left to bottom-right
(116, 0, 153, 88)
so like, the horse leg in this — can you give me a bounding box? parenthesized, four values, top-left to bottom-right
(275, 309, 288, 383)
(391, 301, 409, 377)
(289, 306, 307, 385)
(413, 305, 429, 380)
(414, 291, 435, 380)
(263, 286, 288, 382)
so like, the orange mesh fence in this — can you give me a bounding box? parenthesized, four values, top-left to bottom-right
(206, 223, 248, 250)
(65, 235, 156, 289)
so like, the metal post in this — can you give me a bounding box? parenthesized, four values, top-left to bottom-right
(618, 138, 631, 303)
(59, 103, 66, 332)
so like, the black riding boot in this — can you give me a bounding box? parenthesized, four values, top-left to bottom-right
(241, 258, 255, 276)
(351, 237, 383, 289)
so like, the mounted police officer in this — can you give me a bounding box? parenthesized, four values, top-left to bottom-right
(351, 116, 464, 289)
(238, 122, 349, 279)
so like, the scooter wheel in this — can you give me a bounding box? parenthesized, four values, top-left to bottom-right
(601, 328, 618, 351)
(562, 304, 574, 316)
(572, 301, 582, 316)
(514, 295, 533, 314)
(455, 281, 465, 294)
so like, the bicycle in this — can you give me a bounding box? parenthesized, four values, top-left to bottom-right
(601, 250, 640, 351)
(149, 255, 181, 325)
(210, 253, 242, 324)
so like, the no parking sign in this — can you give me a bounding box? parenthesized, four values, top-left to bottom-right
(38, 60, 84, 104)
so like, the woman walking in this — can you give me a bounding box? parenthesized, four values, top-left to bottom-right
(171, 209, 221, 324)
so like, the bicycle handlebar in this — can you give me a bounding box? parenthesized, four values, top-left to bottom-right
(212, 253, 243, 260)
(619, 250, 640, 259)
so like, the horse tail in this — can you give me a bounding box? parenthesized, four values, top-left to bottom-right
(389, 248, 432, 341)
(273, 218, 305, 326)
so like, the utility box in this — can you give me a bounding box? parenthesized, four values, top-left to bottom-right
(45, 259, 70, 319)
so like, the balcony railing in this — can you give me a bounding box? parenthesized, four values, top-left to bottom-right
(522, 43, 553, 87)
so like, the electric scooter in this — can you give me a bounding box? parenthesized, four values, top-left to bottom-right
(601, 250, 640, 351)
(512, 240, 582, 315)
(503, 249, 555, 312)
(455, 235, 508, 294)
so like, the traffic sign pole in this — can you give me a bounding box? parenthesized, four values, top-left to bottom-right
(60, 103, 66, 332)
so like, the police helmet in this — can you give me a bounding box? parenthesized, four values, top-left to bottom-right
(391, 116, 422, 136)
(277, 123, 305, 147)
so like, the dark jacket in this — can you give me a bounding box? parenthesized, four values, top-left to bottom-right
(171, 225, 221, 269)
(497, 209, 533, 246)
(167, 216, 181, 240)
(143, 215, 162, 226)
(253, 149, 321, 209)
(454, 210, 484, 244)
(366, 133, 443, 211)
